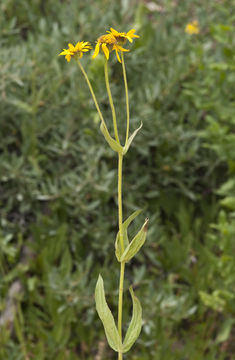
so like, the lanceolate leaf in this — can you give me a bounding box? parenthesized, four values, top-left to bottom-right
(123, 287, 142, 353)
(100, 122, 123, 153)
(123, 122, 143, 155)
(95, 275, 122, 352)
(120, 218, 149, 263)
(115, 210, 142, 261)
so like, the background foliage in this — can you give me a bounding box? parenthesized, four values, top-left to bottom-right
(1, 0, 235, 359)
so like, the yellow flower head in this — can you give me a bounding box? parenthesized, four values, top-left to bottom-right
(185, 20, 200, 35)
(108, 27, 139, 45)
(59, 41, 92, 62)
(92, 33, 129, 63)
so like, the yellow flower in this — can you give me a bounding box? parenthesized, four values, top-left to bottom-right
(92, 33, 129, 63)
(185, 20, 200, 35)
(108, 28, 139, 45)
(59, 41, 92, 62)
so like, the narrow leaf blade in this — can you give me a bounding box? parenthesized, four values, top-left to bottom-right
(115, 210, 142, 262)
(123, 209, 142, 230)
(123, 122, 143, 154)
(95, 275, 122, 352)
(100, 122, 123, 153)
(123, 287, 142, 353)
(120, 218, 149, 263)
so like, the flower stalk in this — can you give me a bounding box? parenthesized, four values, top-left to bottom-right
(76, 59, 105, 125)
(121, 53, 130, 147)
(104, 59, 120, 144)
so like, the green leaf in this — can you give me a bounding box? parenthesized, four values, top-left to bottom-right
(115, 210, 142, 262)
(220, 196, 235, 210)
(100, 122, 123, 153)
(8, 98, 34, 114)
(95, 275, 122, 352)
(123, 123, 142, 155)
(199, 290, 226, 312)
(120, 218, 149, 263)
(123, 287, 142, 353)
(215, 318, 234, 344)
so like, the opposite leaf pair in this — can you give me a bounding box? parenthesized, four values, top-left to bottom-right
(115, 210, 149, 262)
(100, 122, 143, 155)
(95, 275, 142, 353)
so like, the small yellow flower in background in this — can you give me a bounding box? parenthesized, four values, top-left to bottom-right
(92, 33, 129, 63)
(59, 41, 92, 62)
(108, 28, 139, 45)
(185, 20, 200, 35)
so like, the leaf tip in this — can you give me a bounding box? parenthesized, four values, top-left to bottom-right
(144, 218, 149, 232)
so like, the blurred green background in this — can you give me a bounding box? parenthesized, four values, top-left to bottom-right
(1, 0, 235, 359)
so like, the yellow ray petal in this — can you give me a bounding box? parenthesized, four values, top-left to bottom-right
(74, 42, 82, 51)
(65, 54, 71, 62)
(102, 43, 109, 60)
(92, 43, 100, 59)
(115, 49, 121, 63)
(68, 43, 75, 51)
(117, 46, 129, 52)
(59, 50, 67, 56)
(127, 29, 135, 35)
(127, 29, 139, 38)
(110, 27, 119, 35)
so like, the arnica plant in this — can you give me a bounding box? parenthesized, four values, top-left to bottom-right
(59, 27, 148, 360)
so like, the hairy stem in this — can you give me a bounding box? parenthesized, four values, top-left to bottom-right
(121, 53, 130, 147)
(104, 59, 120, 144)
(118, 153, 125, 360)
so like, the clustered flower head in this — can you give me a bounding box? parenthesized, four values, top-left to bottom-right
(92, 33, 130, 63)
(108, 28, 139, 45)
(185, 20, 200, 35)
(59, 27, 139, 63)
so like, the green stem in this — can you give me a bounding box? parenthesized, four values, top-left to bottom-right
(76, 59, 105, 126)
(118, 152, 125, 360)
(121, 53, 130, 147)
(118, 153, 124, 253)
(118, 262, 125, 349)
(104, 59, 120, 144)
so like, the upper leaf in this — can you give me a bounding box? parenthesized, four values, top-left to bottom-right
(120, 218, 149, 263)
(123, 122, 143, 155)
(95, 275, 122, 352)
(115, 210, 142, 261)
(100, 122, 123, 153)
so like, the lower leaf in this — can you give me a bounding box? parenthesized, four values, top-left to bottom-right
(123, 287, 142, 353)
(95, 275, 122, 352)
